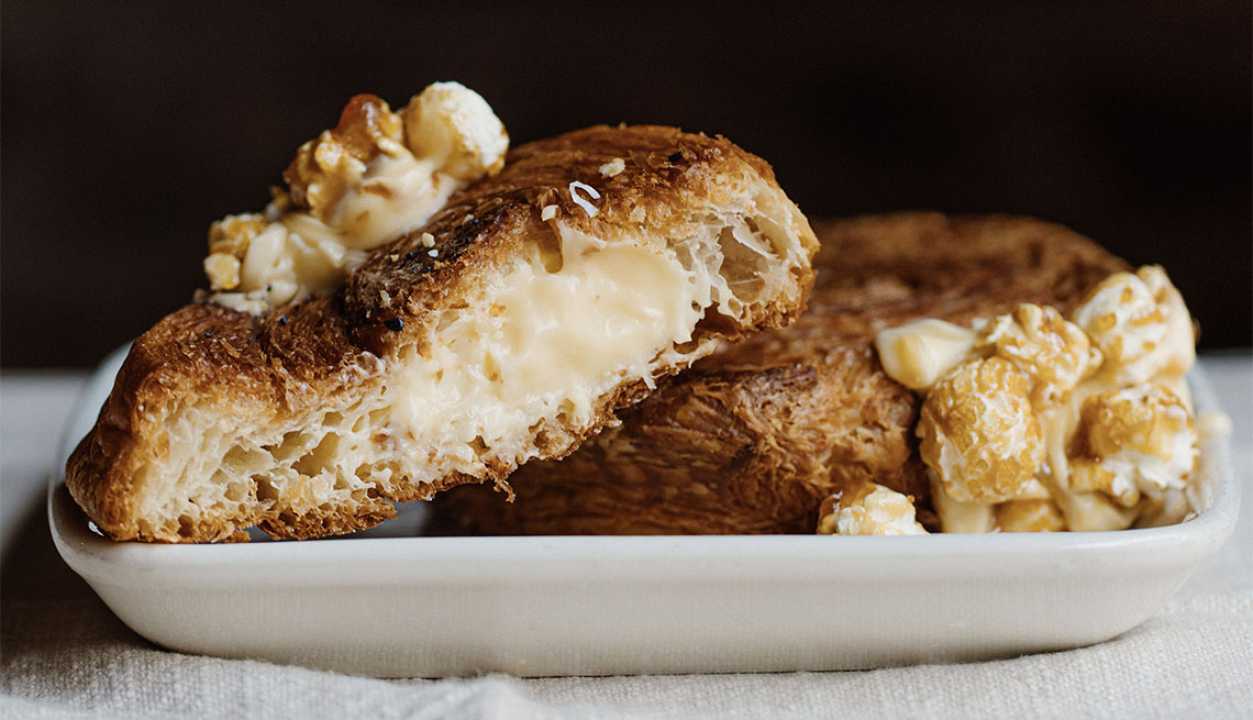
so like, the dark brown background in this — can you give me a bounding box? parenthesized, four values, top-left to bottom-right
(3, 1, 1250, 366)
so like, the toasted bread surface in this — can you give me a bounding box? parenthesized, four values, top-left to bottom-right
(67, 125, 817, 542)
(432, 212, 1128, 535)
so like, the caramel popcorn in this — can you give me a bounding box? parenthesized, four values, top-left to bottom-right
(402, 81, 509, 182)
(208, 213, 268, 259)
(203, 213, 270, 291)
(1068, 384, 1196, 507)
(870, 264, 1200, 535)
(1134, 487, 1194, 529)
(1072, 266, 1194, 383)
(874, 318, 976, 391)
(1055, 488, 1139, 532)
(995, 498, 1066, 532)
(284, 94, 405, 222)
(975, 304, 1099, 406)
(1067, 460, 1136, 507)
(919, 357, 1044, 504)
(203, 82, 508, 314)
(817, 482, 927, 536)
(929, 477, 997, 533)
(203, 253, 241, 291)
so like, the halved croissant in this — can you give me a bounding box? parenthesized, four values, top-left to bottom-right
(67, 125, 818, 542)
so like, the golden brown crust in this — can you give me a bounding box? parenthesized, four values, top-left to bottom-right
(66, 125, 815, 543)
(66, 299, 372, 542)
(347, 125, 811, 352)
(432, 212, 1129, 535)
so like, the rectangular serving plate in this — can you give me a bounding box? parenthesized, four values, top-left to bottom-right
(50, 347, 1239, 677)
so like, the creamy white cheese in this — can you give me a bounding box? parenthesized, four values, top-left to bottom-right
(382, 224, 708, 480)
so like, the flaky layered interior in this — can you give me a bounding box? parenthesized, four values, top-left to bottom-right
(133, 189, 811, 541)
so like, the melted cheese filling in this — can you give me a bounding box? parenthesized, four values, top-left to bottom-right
(384, 227, 706, 479)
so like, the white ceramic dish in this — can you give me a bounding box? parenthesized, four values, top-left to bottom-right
(50, 347, 1239, 677)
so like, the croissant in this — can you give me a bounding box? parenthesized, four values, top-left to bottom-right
(66, 120, 818, 542)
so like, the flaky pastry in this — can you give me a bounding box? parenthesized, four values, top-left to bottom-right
(67, 88, 818, 542)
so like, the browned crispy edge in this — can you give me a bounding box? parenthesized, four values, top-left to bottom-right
(66, 125, 818, 543)
(431, 212, 1129, 535)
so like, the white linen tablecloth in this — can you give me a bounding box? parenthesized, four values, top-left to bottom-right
(3, 355, 1251, 719)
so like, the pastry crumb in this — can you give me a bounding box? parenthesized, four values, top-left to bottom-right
(599, 157, 625, 177)
(818, 483, 927, 536)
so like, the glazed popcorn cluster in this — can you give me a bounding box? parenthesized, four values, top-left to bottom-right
(203, 82, 508, 314)
(821, 266, 1198, 537)
(817, 481, 928, 536)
